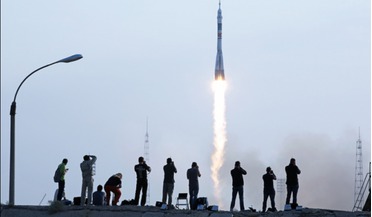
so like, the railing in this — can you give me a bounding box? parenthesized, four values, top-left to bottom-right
(353, 162, 371, 211)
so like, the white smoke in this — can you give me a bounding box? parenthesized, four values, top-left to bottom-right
(275, 132, 359, 210)
(216, 130, 369, 211)
(211, 80, 227, 208)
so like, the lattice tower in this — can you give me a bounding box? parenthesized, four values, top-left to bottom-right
(354, 130, 363, 206)
(276, 178, 286, 210)
(144, 118, 150, 205)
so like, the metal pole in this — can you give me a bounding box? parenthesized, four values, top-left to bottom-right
(8, 54, 82, 206)
(9, 102, 16, 206)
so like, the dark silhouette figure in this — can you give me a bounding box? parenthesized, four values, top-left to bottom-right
(104, 173, 122, 206)
(93, 185, 105, 206)
(262, 167, 277, 212)
(56, 158, 68, 201)
(134, 156, 151, 206)
(162, 157, 177, 207)
(285, 158, 301, 207)
(187, 162, 201, 210)
(230, 161, 247, 211)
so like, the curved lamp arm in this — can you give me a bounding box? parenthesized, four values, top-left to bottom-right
(8, 53, 82, 206)
(12, 54, 83, 103)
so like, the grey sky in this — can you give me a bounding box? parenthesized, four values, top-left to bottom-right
(1, 0, 370, 211)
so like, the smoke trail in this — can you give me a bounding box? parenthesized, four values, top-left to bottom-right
(211, 80, 227, 208)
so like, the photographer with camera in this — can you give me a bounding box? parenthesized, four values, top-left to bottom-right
(162, 157, 177, 208)
(230, 161, 247, 211)
(285, 158, 301, 208)
(134, 156, 151, 206)
(80, 155, 97, 205)
(262, 167, 277, 212)
(187, 162, 201, 210)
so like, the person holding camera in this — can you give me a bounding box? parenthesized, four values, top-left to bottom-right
(262, 167, 277, 212)
(80, 154, 97, 205)
(162, 157, 177, 208)
(134, 156, 151, 206)
(285, 158, 301, 208)
(187, 162, 201, 210)
(230, 161, 247, 211)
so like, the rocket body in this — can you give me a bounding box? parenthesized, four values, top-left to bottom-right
(215, 2, 225, 80)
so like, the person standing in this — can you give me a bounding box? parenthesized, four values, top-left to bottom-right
(93, 185, 105, 206)
(285, 158, 301, 207)
(56, 158, 68, 201)
(80, 155, 97, 205)
(262, 167, 277, 212)
(187, 162, 201, 210)
(104, 173, 122, 206)
(162, 157, 177, 208)
(134, 156, 151, 206)
(230, 161, 247, 211)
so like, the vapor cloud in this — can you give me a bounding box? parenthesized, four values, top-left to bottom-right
(214, 131, 370, 211)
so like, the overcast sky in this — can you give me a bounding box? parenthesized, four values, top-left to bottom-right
(1, 0, 371, 211)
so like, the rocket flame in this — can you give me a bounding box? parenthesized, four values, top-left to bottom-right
(211, 80, 227, 208)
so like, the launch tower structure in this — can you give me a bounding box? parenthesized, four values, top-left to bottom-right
(354, 129, 363, 209)
(214, 0, 225, 80)
(144, 118, 150, 205)
(276, 178, 285, 210)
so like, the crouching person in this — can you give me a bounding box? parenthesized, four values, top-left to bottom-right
(104, 173, 122, 206)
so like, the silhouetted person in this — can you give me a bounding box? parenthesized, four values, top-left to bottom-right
(230, 161, 247, 211)
(93, 185, 105, 206)
(285, 158, 301, 207)
(56, 158, 68, 201)
(134, 156, 151, 206)
(162, 157, 177, 208)
(187, 162, 201, 210)
(262, 167, 277, 212)
(104, 173, 122, 206)
(80, 155, 97, 205)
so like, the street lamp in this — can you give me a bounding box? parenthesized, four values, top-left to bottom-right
(9, 54, 83, 206)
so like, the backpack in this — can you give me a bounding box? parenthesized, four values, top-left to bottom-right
(53, 166, 61, 183)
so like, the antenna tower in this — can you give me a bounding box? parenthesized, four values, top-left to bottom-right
(144, 118, 150, 205)
(354, 129, 363, 208)
(276, 178, 286, 210)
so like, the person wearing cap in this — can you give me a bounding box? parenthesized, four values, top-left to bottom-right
(104, 173, 122, 206)
(262, 167, 277, 212)
(230, 161, 247, 211)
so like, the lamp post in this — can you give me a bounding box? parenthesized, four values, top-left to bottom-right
(9, 54, 83, 206)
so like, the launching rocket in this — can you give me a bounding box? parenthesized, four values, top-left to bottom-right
(215, 1, 225, 80)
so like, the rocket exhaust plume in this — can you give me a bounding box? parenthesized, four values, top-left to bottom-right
(211, 1, 226, 208)
(211, 79, 227, 208)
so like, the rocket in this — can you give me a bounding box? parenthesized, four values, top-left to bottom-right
(215, 1, 225, 80)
